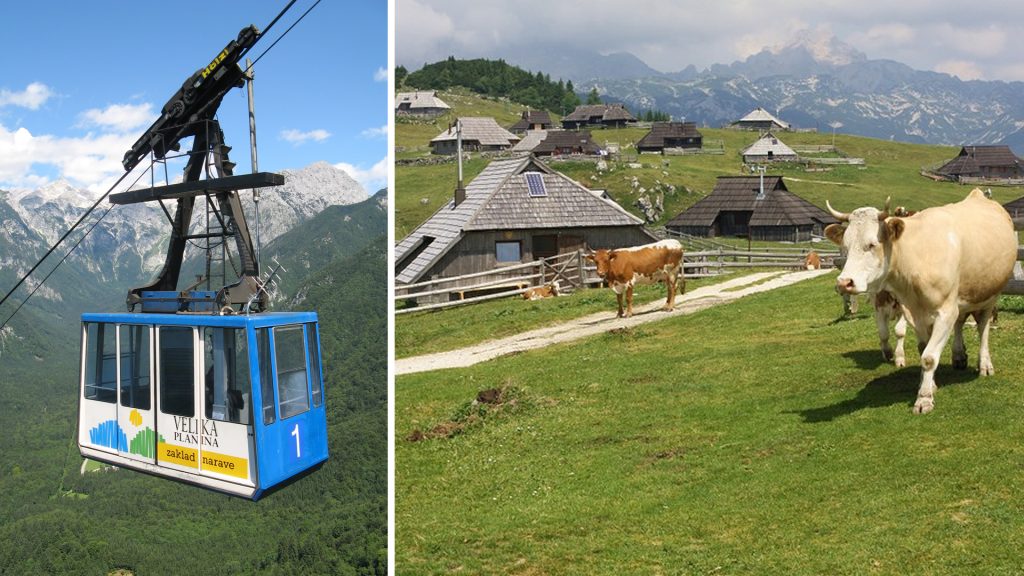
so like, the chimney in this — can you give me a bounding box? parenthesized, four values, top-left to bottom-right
(454, 184, 466, 207)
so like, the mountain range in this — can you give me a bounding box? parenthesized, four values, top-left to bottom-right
(0, 161, 368, 313)
(498, 31, 1024, 154)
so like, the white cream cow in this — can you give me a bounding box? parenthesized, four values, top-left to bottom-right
(825, 189, 1017, 414)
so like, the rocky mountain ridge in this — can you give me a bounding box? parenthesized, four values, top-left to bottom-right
(0, 162, 369, 307)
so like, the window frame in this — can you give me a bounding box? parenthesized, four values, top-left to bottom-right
(495, 240, 522, 264)
(274, 325, 311, 420)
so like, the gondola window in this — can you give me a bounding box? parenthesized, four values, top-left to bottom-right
(257, 328, 275, 425)
(119, 325, 150, 410)
(159, 326, 194, 417)
(83, 323, 117, 403)
(307, 323, 323, 408)
(203, 327, 251, 425)
(275, 326, 310, 419)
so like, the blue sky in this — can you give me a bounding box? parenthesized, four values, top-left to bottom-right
(0, 1, 388, 195)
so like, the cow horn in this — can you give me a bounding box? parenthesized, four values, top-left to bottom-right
(826, 200, 849, 222)
(878, 196, 891, 221)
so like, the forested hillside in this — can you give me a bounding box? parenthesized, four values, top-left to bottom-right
(0, 192, 387, 575)
(401, 57, 581, 115)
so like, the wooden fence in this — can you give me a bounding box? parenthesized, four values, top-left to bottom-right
(395, 244, 840, 314)
(395, 251, 586, 314)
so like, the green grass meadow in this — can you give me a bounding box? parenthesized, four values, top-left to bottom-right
(396, 275, 1024, 574)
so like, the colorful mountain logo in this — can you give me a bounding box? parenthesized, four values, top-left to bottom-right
(88, 419, 164, 458)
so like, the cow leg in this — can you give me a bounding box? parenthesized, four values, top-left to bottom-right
(875, 304, 894, 363)
(914, 306, 957, 415)
(664, 275, 676, 311)
(615, 290, 625, 318)
(892, 313, 907, 369)
(951, 314, 968, 370)
(625, 284, 635, 317)
(915, 320, 932, 357)
(976, 308, 996, 376)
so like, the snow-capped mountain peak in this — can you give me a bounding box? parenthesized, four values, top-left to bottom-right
(770, 29, 866, 67)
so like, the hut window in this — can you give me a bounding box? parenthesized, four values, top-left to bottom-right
(524, 172, 547, 197)
(496, 241, 521, 263)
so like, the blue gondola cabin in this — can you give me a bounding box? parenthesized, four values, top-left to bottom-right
(78, 312, 328, 499)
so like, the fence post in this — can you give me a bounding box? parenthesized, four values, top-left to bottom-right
(576, 249, 584, 287)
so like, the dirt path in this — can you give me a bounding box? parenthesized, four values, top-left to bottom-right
(396, 268, 834, 375)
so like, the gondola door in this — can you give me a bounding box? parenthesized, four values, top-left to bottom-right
(154, 325, 202, 474)
(80, 322, 119, 456)
(197, 326, 257, 487)
(115, 324, 157, 465)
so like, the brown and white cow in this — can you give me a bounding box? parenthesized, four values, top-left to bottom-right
(523, 283, 560, 300)
(586, 239, 684, 318)
(825, 189, 1017, 414)
(804, 251, 821, 270)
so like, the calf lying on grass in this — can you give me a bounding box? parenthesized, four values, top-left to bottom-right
(586, 239, 684, 318)
(523, 283, 559, 300)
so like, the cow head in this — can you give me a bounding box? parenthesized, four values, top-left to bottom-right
(585, 249, 614, 278)
(825, 198, 905, 295)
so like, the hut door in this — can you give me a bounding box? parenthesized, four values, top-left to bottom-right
(532, 234, 559, 260)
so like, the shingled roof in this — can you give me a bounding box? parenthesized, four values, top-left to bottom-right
(937, 145, 1022, 177)
(531, 130, 604, 155)
(395, 91, 450, 112)
(509, 110, 554, 132)
(431, 117, 519, 147)
(742, 132, 798, 161)
(562, 104, 636, 123)
(666, 176, 835, 229)
(636, 122, 702, 150)
(732, 107, 790, 130)
(395, 156, 643, 284)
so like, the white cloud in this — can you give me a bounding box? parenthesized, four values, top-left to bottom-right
(853, 23, 917, 48)
(0, 122, 138, 192)
(0, 82, 54, 110)
(935, 59, 984, 81)
(280, 128, 331, 144)
(374, 67, 388, 82)
(361, 124, 388, 139)
(334, 156, 387, 193)
(78, 103, 157, 132)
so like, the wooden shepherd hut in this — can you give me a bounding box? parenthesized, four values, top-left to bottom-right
(666, 175, 836, 241)
(731, 107, 791, 132)
(935, 145, 1024, 181)
(741, 132, 798, 163)
(561, 104, 637, 129)
(430, 117, 519, 155)
(395, 91, 451, 117)
(531, 130, 604, 157)
(636, 122, 703, 153)
(395, 156, 655, 290)
(509, 110, 554, 133)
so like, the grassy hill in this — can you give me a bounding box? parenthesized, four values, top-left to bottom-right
(395, 89, 1024, 241)
(396, 273, 1024, 574)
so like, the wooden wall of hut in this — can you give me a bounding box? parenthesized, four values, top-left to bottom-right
(425, 227, 656, 279)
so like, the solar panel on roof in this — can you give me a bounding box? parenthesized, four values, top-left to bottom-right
(524, 172, 547, 197)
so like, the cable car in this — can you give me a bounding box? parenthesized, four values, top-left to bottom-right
(78, 312, 327, 499)
(74, 24, 329, 499)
